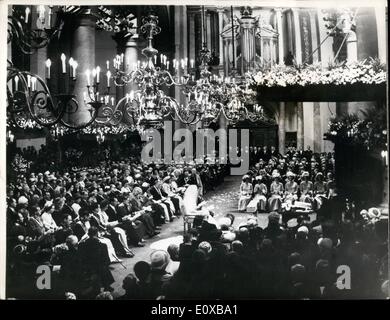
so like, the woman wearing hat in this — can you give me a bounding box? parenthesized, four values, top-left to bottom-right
(313, 172, 327, 210)
(238, 175, 253, 212)
(284, 171, 298, 202)
(299, 171, 314, 204)
(268, 171, 284, 212)
(247, 176, 268, 213)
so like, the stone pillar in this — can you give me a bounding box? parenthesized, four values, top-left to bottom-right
(374, 6, 387, 63)
(296, 102, 304, 149)
(217, 7, 225, 76)
(30, 6, 47, 79)
(275, 8, 284, 64)
(346, 30, 358, 62)
(70, 11, 96, 125)
(313, 102, 322, 152)
(291, 8, 302, 64)
(317, 8, 334, 66)
(278, 102, 286, 155)
(174, 6, 187, 134)
(309, 10, 319, 63)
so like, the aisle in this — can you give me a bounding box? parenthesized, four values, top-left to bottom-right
(110, 175, 264, 297)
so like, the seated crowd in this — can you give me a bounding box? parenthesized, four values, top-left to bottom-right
(6, 150, 227, 299)
(239, 145, 336, 214)
(102, 206, 387, 300)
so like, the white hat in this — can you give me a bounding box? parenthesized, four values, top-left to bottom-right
(297, 226, 309, 234)
(18, 196, 28, 205)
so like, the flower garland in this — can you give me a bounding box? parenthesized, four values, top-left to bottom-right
(249, 58, 386, 88)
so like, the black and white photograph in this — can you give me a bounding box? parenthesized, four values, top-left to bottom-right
(1, 0, 388, 302)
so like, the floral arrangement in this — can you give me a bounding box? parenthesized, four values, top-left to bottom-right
(249, 58, 386, 88)
(11, 154, 31, 174)
(325, 107, 387, 150)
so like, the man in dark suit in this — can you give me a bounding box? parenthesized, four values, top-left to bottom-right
(78, 227, 115, 294)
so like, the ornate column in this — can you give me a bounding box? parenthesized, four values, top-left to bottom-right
(274, 8, 284, 64)
(217, 7, 225, 76)
(296, 102, 304, 149)
(374, 6, 386, 63)
(69, 10, 96, 125)
(291, 8, 302, 64)
(278, 102, 286, 155)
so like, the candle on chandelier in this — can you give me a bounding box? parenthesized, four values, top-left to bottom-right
(31, 77, 37, 91)
(61, 54, 66, 73)
(25, 7, 30, 24)
(166, 60, 170, 70)
(92, 68, 97, 84)
(96, 66, 101, 83)
(106, 71, 111, 87)
(72, 61, 78, 79)
(68, 57, 74, 76)
(137, 60, 141, 68)
(120, 53, 124, 64)
(45, 59, 51, 79)
(27, 75, 31, 88)
(160, 54, 163, 64)
(126, 93, 129, 103)
(106, 60, 110, 70)
(83, 92, 87, 102)
(85, 69, 91, 86)
(111, 97, 115, 106)
(14, 76, 19, 90)
(190, 59, 194, 68)
(130, 90, 134, 101)
(154, 55, 157, 65)
(48, 6, 52, 28)
(105, 95, 109, 105)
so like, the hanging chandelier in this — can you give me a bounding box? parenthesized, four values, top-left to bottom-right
(8, 5, 83, 54)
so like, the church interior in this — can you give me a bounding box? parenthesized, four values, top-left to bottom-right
(4, 3, 389, 300)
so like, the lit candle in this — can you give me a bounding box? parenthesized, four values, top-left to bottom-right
(160, 54, 163, 64)
(137, 60, 140, 68)
(60, 53, 66, 73)
(154, 55, 157, 65)
(45, 59, 51, 79)
(83, 92, 87, 102)
(68, 57, 74, 75)
(130, 90, 134, 101)
(96, 66, 101, 83)
(27, 75, 31, 88)
(48, 6, 52, 28)
(92, 68, 97, 83)
(105, 95, 109, 104)
(126, 93, 129, 103)
(166, 60, 170, 70)
(25, 7, 30, 24)
(120, 53, 124, 64)
(111, 97, 115, 106)
(106, 60, 110, 70)
(190, 59, 194, 68)
(85, 69, 91, 86)
(14, 76, 19, 90)
(106, 71, 111, 87)
(72, 61, 78, 79)
(31, 77, 37, 91)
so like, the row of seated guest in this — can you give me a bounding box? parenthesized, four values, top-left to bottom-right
(238, 149, 336, 213)
(57, 207, 388, 300)
(6, 156, 228, 298)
